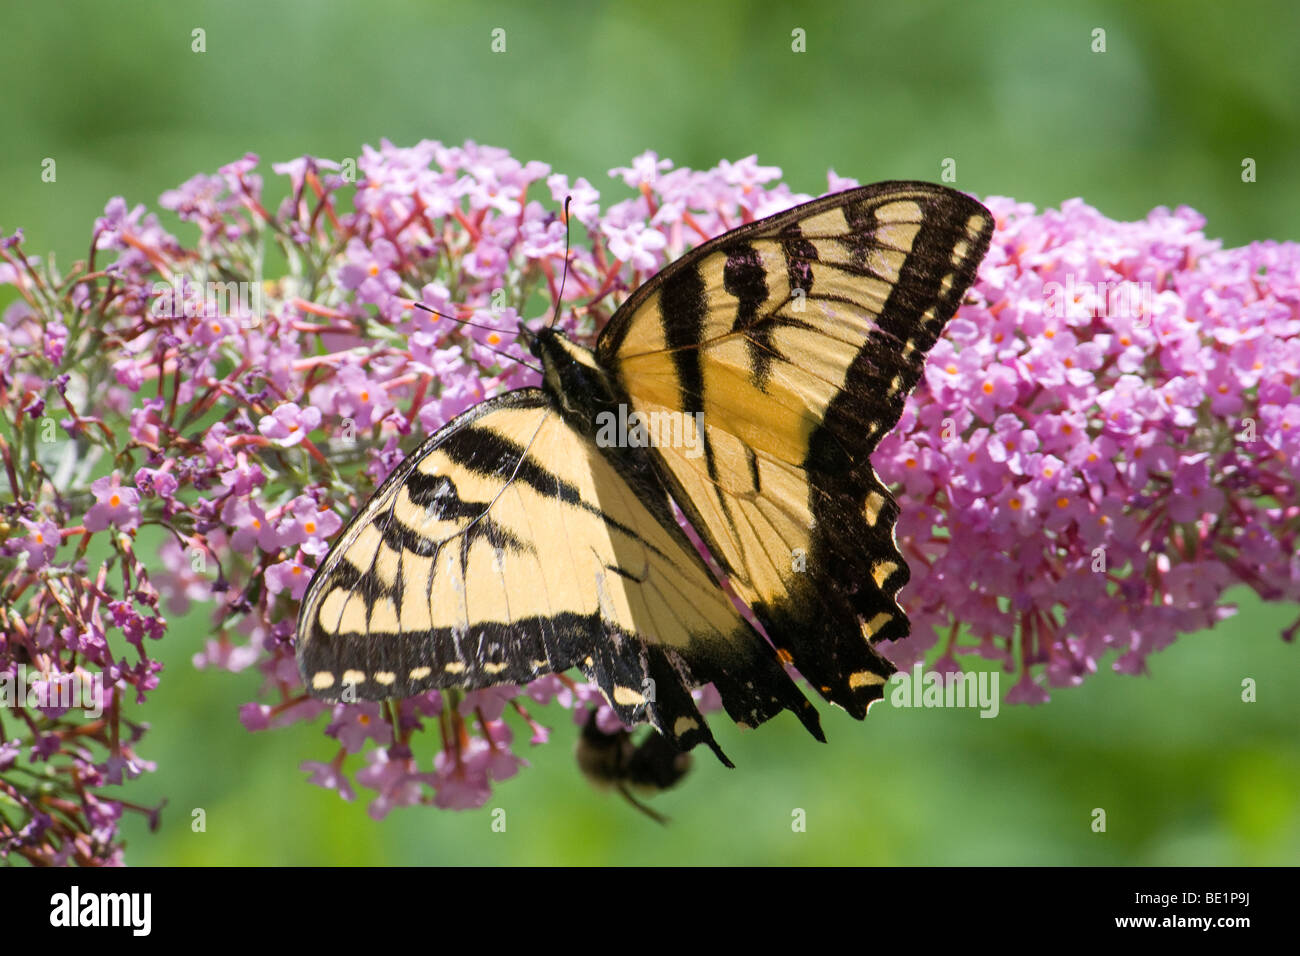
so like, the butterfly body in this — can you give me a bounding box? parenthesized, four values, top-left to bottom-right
(297, 181, 993, 765)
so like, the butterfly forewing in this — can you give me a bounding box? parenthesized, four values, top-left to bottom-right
(597, 182, 993, 717)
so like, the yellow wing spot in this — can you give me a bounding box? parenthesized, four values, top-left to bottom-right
(337, 592, 368, 637)
(372, 542, 401, 589)
(311, 671, 336, 691)
(398, 553, 434, 631)
(374, 671, 396, 686)
(613, 686, 645, 707)
(940, 273, 954, 296)
(867, 247, 906, 281)
(530, 659, 549, 670)
(673, 716, 699, 735)
(849, 670, 886, 689)
(409, 666, 432, 681)
(951, 239, 970, 265)
(367, 596, 400, 634)
(483, 662, 508, 675)
(863, 491, 886, 526)
(872, 560, 898, 588)
(584, 656, 594, 668)
(802, 207, 851, 236)
(344, 524, 383, 573)
(445, 661, 468, 674)
(809, 237, 859, 266)
(966, 214, 988, 238)
(874, 200, 922, 223)
(806, 262, 893, 307)
(342, 669, 366, 686)
(862, 611, 893, 639)
(875, 221, 920, 252)
(317, 588, 348, 636)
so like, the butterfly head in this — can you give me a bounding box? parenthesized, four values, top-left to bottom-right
(527, 326, 617, 417)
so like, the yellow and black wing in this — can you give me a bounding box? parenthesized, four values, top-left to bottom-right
(597, 182, 993, 717)
(295, 388, 822, 763)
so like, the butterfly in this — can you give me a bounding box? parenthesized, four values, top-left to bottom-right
(295, 181, 993, 766)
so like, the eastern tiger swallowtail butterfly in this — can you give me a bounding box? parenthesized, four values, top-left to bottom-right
(296, 181, 993, 766)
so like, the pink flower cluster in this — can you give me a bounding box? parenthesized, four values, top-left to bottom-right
(875, 197, 1300, 700)
(2, 140, 1297, 862)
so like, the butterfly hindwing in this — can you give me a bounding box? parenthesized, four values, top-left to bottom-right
(597, 182, 994, 718)
(296, 387, 823, 763)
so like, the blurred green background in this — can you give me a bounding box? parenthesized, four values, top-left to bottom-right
(2, 0, 1297, 865)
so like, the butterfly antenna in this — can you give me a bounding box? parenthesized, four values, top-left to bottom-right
(411, 301, 517, 336)
(547, 196, 573, 330)
(484, 344, 542, 375)
(411, 302, 542, 375)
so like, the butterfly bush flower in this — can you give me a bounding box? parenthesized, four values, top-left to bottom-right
(1, 141, 1297, 864)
